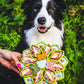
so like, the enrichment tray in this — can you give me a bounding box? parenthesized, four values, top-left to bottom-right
(18, 42, 68, 84)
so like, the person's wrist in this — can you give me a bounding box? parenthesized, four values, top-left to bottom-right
(0, 49, 3, 57)
(0, 48, 3, 51)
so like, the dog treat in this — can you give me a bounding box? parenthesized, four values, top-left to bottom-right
(29, 64, 40, 76)
(18, 42, 68, 84)
(22, 56, 37, 64)
(33, 70, 43, 83)
(42, 45, 51, 55)
(21, 66, 32, 76)
(46, 61, 56, 71)
(44, 70, 55, 83)
(50, 51, 63, 60)
(30, 45, 40, 57)
(53, 63, 63, 71)
(37, 51, 47, 60)
(46, 61, 63, 71)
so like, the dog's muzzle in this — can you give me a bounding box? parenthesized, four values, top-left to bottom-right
(38, 17, 46, 25)
(37, 17, 52, 33)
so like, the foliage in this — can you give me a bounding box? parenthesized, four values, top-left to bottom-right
(0, 0, 25, 50)
(59, 1, 84, 84)
(0, 0, 84, 84)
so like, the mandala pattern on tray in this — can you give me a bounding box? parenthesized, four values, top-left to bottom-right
(18, 42, 68, 84)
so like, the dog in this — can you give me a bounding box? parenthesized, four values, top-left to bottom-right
(16, 0, 66, 53)
(15, 0, 67, 84)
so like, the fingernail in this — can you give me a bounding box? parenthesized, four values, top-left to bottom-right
(17, 63, 21, 68)
(17, 71, 20, 74)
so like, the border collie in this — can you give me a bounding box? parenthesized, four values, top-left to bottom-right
(16, 0, 66, 53)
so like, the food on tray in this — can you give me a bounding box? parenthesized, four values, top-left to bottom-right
(22, 56, 37, 64)
(21, 66, 32, 76)
(18, 42, 68, 84)
(46, 61, 63, 71)
(29, 64, 40, 76)
(30, 45, 40, 57)
(50, 51, 62, 60)
(44, 70, 55, 83)
(42, 45, 51, 55)
(54, 63, 63, 71)
(46, 61, 56, 71)
(37, 51, 47, 60)
(33, 70, 43, 83)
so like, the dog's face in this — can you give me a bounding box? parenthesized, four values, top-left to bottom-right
(22, 0, 66, 33)
(34, 0, 55, 33)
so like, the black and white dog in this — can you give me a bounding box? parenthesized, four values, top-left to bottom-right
(16, 0, 66, 53)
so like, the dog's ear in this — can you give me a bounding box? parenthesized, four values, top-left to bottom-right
(54, 0, 67, 11)
(21, 0, 33, 15)
(21, 0, 32, 9)
(53, 0, 67, 30)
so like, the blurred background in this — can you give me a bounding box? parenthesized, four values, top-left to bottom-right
(0, 0, 84, 84)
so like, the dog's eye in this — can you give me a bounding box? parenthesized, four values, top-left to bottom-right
(34, 4, 42, 13)
(48, 8, 55, 12)
(34, 9, 38, 12)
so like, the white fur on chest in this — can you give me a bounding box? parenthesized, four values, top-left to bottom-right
(24, 25, 64, 49)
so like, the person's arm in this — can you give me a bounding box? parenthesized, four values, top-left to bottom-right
(0, 48, 22, 74)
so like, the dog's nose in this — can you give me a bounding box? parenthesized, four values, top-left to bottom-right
(38, 17, 46, 25)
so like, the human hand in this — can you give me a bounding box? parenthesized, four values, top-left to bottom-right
(0, 49, 22, 74)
